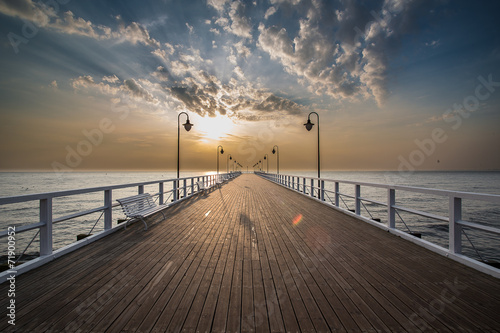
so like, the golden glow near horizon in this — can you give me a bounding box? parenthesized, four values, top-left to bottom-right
(192, 114, 235, 143)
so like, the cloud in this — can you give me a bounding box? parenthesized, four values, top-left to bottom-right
(50, 10, 102, 38)
(207, 0, 230, 12)
(122, 79, 158, 104)
(71, 75, 164, 109)
(254, 94, 302, 115)
(264, 6, 277, 20)
(425, 39, 440, 47)
(234, 40, 251, 58)
(233, 66, 245, 79)
(0, 0, 55, 26)
(209, 0, 253, 39)
(103, 75, 120, 83)
(270, 0, 302, 5)
(0, 0, 160, 48)
(227, 0, 252, 39)
(166, 67, 306, 119)
(71, 75, 95, 89)
(151, 66, 173, 82)
(256, 0, 445, 106)
(116, 21, 160, 48)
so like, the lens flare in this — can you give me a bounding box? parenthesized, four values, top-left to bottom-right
(292, 214, 303, 226)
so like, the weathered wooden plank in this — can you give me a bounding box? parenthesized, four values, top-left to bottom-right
(195, 188, 242, 333)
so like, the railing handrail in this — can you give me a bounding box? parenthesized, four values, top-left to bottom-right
(256, 171, 500, 278)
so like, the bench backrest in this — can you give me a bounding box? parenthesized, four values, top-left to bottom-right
(117, 193, 156, 216)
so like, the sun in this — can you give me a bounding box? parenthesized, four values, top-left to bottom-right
(193, 114, 235, 142)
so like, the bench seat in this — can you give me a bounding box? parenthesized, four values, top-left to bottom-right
(116, 193, 167, 230)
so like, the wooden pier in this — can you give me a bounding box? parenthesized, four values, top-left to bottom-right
(1, 174, 499, 332)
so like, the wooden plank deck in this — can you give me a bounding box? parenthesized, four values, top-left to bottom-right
(1, 173, 499, 332)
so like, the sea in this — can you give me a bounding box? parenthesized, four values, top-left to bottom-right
(1, 171, 499, 264)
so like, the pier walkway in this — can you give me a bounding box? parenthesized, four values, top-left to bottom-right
(1, 174, 499, 332)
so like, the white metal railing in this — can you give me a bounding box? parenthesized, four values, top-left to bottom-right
(0, 172, 240, 281)
(256, 172, 500, 277)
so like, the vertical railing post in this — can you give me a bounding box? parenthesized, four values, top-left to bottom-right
(303, 178, 306, 194)
(190, 178, 194, 196)
(183, 179, 187, 198)
(387, 188, 395, 229)
(449, 196, 462, 254)
(320, 180, 325, 201)
(159, 183, 164, 204)
(355, 185, 361, 215)
(310, 179, 314, 197)
(39, 198, 53, 256)
(104, 190, 112, 230)
(335, 182, 339, 207)
(138, 185, 144, 194)
(173, 180, 178, 202)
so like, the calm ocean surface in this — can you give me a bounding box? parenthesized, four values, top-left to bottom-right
(1, 171, 499, 263)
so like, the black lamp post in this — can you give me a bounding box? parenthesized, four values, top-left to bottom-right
(304, 111, 320, 194)
(263, 154, 269, 173)
(177, 112, 193, 179)
(217, 145, 224, 174)
(272, 145, 279, 174)
(227, 154, 232, 173)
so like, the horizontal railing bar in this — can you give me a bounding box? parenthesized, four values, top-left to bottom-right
(0, 222, 45, 237)
(359, 197, 385, 206)
(457, 220, 500, 235)
(53, 206, 108, 224)
(337, 192, 355, 200)
(392, 205, 448, 222)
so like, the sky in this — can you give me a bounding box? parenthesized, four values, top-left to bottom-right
(0, 0, 499, 173)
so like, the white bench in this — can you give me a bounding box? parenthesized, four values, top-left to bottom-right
(216, 175, 229, 188)
(196, 181, 207, 194)
(196, 176, 231, 194)
(116, 193, 167, 231)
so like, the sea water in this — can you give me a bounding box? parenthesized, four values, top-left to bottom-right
(1, 171, 499, 263)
